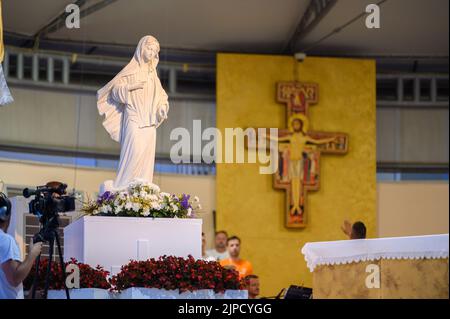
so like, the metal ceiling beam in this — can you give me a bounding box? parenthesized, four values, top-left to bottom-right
(5, 45, 215, 73)
(5, 31, 216, 64)
(33, 0, 119, 48)
(7, 79, 215, 102)
(300, 0, 389, 53)
(33, 0, 88, 43)
(283, 0, 338, 54)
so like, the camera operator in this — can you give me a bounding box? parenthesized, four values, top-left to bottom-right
(0, 193, 42, 299)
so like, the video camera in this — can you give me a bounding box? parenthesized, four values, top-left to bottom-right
(23, 182, 75, 243)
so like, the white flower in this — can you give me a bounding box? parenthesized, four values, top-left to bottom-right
(119, 191, 127, 200)
(139, 190, 148, 198)
(100, 205, 111, 214)
(187, 208, 193, 217)
(196, 204, 202, 210)
(142, 208, 150, 217)
(151, 202, 162, 210)
(115, 205, 123, 214)
(132, 202, 141, 212)
(193, 196, 200, 203)
(160, 192, 171, 198)
(148, 193, 158, 201)
(148, 183, 160, 193)
(125, 201, 133, 210)
(92, 209, 99, 215)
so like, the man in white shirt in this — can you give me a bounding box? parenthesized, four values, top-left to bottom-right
(206, 230, 230, 261)
(0, 193, 42, 299)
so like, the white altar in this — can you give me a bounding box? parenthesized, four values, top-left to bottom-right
(64, 216, 202, 274)
(301, 234, 449, 298)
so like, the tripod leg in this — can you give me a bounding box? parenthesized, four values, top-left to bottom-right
(43, 237, 54, 299)
(31, 254, 41, 299)
(54, 231, 70, 300)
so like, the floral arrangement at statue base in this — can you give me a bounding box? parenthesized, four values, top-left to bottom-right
(82, 179, 201, 218)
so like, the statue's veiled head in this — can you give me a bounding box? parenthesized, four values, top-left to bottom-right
(134, 35, 160, 67)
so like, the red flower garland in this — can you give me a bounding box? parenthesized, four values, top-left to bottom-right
(24, 258, 110, 291)
(111, 255, 242, 293)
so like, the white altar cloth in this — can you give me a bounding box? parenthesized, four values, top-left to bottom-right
(301, 233, 449, 272)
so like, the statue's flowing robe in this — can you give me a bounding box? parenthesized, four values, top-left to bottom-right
(97, 36, 168, 189)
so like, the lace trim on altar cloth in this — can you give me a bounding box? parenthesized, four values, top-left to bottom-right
(301, 234, 449, 272)
(0, 65, 14, 106)
(302, 251, 449, 272)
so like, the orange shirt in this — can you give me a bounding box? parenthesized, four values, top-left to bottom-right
(220, 258, 253, 279)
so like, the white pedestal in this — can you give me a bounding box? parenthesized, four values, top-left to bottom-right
(117, 288, 248, 299)
(64, 216, 202, 274)
(48, 288, 112, 299)
(46, 288, 248, 299)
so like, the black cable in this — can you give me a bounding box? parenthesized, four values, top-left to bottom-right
(301, 0, 389, 53)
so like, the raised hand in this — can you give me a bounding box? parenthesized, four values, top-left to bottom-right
(341, 220, 352, 238)
(29, 238, 43, 259)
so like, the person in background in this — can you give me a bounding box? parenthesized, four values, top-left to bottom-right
(243, 274, 260, 299)
(206, 230, 229, 261)
(220, 236, 253, 279)
(341, 220, 367, 239)
(0, 192, 42, 299)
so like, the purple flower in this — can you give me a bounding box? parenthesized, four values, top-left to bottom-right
(98, 191, 114, 204)
(180, 194, 192, 210)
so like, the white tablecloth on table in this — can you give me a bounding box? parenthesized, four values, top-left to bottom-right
(301, 234, 449, 272)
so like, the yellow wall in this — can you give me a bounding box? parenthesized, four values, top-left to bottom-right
(216, 54, 377, 297)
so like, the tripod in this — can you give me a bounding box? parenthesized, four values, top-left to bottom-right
(31, 214, 70, 299)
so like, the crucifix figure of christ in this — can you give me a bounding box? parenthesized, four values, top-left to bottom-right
(265, 82, 349, 228)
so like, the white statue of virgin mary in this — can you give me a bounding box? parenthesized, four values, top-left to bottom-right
(97, 35, 169, 192)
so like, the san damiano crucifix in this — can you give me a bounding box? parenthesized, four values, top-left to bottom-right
(263, 82, 349, 228)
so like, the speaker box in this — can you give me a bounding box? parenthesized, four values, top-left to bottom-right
(284, 285, 313, 299)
